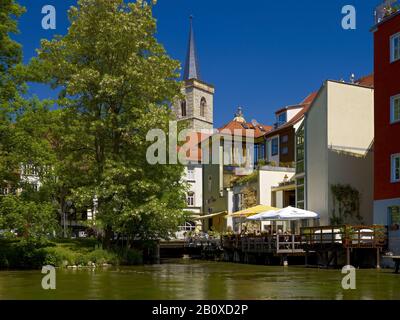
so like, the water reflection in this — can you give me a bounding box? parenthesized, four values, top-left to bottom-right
(0, 260, 399, 300)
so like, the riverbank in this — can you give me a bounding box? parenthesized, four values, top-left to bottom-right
(0, 239, 143, 269)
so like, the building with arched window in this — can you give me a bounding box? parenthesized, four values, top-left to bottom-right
(181, 100, 187, 117)
(172, 17, 214, 130)
(200, 97, 207, 117)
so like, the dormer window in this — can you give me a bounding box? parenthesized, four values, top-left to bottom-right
(276, 112, 287, 127)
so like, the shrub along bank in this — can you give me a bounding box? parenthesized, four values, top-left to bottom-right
(0, 239, 143, 269)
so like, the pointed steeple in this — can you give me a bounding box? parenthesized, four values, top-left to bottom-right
(183, 16, 201, 81)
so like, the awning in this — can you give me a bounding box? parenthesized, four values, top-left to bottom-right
(197, 211, 227, 220)
(227, 205, 279, 218)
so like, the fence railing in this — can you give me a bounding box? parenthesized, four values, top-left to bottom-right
(222, 235, 304, 254)
(300, 225, 388, 248)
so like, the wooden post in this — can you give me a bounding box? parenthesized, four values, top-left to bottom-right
(276, 235, 280, 253)
(155, 242, 160, 264)
(346, 247, 351, 266)
(376, 248, 381, 269)
(283, 255, 288, 267)
(292, 234, 295, 252)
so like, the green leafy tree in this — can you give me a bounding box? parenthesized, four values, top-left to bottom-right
(0, 194, 58, 241)
(0, 2, 59, 241)
(30, 0, 187, 246)
(0, 0, 25, 188)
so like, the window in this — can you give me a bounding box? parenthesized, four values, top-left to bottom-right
(281, 135, 288, 143)
(200, 97, 207, 117)
(296, 125, 305, 174)
(392, 154, 400, 183)
(281, 146, 288, 155)
(271, 138, 279, 156)
(389, 206, 400, 231)
(254, 143, 266, 162)
(296, 178, 305, 209)
(259, 143, 266, 160)
(234, 193, 244, 212)
(391, 95, 400, 124)
(254, 144, 259, 163)
(187, 167, 195, 181)
(181, 100, 187, 117)
(391, 32, 400, 63)
(187, 192, 195, 207)
(276, 112, 287, 126)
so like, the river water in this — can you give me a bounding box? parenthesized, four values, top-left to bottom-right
(0, 260, 399, 300)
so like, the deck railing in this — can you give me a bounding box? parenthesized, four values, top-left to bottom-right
(276, 234, 304, 254)
(222, 235, 304, 254)
(300, 225, 388, 249)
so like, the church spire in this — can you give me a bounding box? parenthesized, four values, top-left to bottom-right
(183, 16, 201, 81)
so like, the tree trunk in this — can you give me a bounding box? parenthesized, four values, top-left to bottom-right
(103, 225, 113, 249)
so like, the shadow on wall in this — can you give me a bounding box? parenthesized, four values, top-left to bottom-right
(328, 144, 374, 225)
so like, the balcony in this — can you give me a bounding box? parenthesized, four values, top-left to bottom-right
(375, 0, 400, 24)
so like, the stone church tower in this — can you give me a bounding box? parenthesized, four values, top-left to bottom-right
(172, 17, 215, 131)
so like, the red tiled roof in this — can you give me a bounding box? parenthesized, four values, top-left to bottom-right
(218, 120, 273, 138)
(177, 131, 212, 162)
(301, 92, 318, 104)
(355, 74, 374, 88)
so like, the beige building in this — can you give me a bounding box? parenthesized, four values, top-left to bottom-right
(298, 78, 374, 226)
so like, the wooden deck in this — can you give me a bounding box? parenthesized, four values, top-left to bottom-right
(219, 225, 388, 266)
(159, 225, 388, 267)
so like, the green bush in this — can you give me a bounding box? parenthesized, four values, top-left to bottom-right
(88, 249, 119, 265)
(0, 239, 128, 269)
(116, 248, 143, 265)
(41, 246, 77, 266)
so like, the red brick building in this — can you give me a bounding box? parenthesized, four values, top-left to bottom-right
(372, 8, 400, 254)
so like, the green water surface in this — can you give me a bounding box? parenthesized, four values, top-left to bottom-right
(0, 260, 399, 300)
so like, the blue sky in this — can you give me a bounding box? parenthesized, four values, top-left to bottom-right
(16, 0, 380, 127)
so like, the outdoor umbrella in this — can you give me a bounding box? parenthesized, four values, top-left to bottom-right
(227, 205, 279, 234)
(227, 205, 279, 218)
(246, 210, 278, 221)
(246, 206, 319, 221)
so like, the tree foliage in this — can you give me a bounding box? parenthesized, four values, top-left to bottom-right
(29, 0, 188, 243)
(0, 0, 26, 187)
(0, 2, 60, 241)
